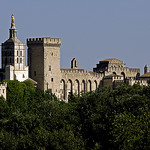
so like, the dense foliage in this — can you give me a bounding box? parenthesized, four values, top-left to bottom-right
(0, 80, 150, 150)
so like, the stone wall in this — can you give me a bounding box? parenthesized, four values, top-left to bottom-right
(60, 69, 103, 101)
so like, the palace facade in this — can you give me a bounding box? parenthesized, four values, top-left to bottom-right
(0, 15, 149, 101)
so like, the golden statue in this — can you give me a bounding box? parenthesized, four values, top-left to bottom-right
(11, 14, 15, 28)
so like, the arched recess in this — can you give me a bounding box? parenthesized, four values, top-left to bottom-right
(67, 79, 73, 98)
(93, 80, 97, 91)
(113, 72, 116, 75)
(136, 73, 140, 79)
(81, 80, 86, 92)
(87, 80, 92, 92)
(60, 79, 65, 99)
(121, 72, 126, 82)
(74, 79, 80, 96)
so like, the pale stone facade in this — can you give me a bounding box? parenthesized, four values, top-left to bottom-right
(1, 15, 149, 102)
(27, 38, 141, 101)
(0, 15, 28, 82)
(0, 82, 7, 100)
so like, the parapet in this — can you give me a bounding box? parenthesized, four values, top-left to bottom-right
(60, 68, 103, 78)
(27, 37, 61, 46)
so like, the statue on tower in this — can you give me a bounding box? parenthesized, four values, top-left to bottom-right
(11, 14, 15, 28)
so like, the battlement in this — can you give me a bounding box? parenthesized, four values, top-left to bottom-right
(128, 68, 140, 72)
(60, 68, 103, 78)
(27, 38, 43, 43)
(27, 37, 61, 46)
(61, 68, 85, 73)
(108, 66, 140, 72)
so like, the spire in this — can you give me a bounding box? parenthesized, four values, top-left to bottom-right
(9, 14, 17, 38)
(11, 14, 15, 28)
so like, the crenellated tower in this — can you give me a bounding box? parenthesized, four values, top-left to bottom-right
(27, 37, 61, 97)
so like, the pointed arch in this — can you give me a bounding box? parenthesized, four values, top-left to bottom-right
(93, 80, 97, 91)
(74, 79, 80, 96)
(67, 79, 73, 99)
(81, 80, 86, 92)
(60, 79, 65, 100)
(87, 80, 92, 92)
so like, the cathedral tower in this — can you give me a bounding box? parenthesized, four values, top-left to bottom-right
(0, 14, 28, 81)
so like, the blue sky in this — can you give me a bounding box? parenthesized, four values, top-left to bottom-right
(0, 0, 150, 74)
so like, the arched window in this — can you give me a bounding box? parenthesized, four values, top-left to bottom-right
(20, 58, 22, 63)
(74, 79, 80, 96)
(60, 79, 65, 100)
(67, 79, 73, 99)
(81, 80, 86, 92)
(94, 80, 97, 90)
(121, 72, 125, 82)
(87, 80, 92, 92)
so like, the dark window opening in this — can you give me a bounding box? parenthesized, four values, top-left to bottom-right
(34, 71, 36, 76)
(49, 66, 51, 71)
(51, 78, 53, 82)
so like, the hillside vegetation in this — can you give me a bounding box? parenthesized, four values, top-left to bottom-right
(0, 80, 150, 150)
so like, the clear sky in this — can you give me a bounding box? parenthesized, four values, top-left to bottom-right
(0, 0, 150, 74)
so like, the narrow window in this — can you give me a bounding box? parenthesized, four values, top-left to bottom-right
(3, 89, 4, 93)
(17, 58, 19, 63)
(49, 65, 51, 71)
(34, 71, 36, 76)
(17, 51, 18, 56)
(75, 60, 77, 67)
(5, 58, 7, 63)
(20, 51, 22, 56)
(20, 58, 22, 63)
(51, 78, 53, 82)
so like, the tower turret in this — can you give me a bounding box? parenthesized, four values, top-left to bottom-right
(144, 64, 149, 74)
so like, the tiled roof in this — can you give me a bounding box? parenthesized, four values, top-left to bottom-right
(100, 58, 122, 62)
(139, 72, 150, 78)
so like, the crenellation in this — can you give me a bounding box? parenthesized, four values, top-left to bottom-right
(2, 14, 150, 102)
(43, 37, 61, 45)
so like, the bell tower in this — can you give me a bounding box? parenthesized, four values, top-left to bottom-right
(1, 14, 28, 81)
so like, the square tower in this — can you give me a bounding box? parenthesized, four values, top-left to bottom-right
(27, 37, 61, 97)
(0, 14, 28, 81)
